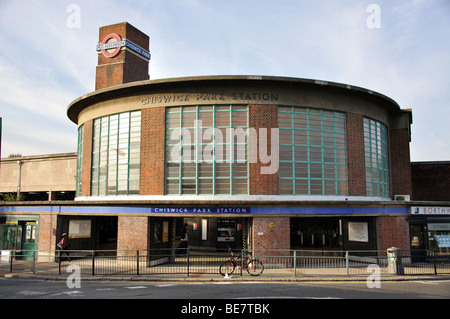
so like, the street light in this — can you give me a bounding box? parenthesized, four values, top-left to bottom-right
(16, 160, 23, 201)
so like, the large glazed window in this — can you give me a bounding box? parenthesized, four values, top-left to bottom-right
(363, 118, 389, 197)
(165, 105, 248, 195)
(278, 106, 348, 195)
(91, 111, 141, 196)
(75, 124, 84, 197)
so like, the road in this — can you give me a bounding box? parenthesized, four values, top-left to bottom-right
(1, 278, 447, 316)
(1, 277, 449, 300)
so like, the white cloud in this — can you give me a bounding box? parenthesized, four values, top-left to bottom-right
(0, 0, 449, 161)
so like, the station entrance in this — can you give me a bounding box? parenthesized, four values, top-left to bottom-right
(290, 217, 342, 250)
(58, 216, 117, 253)
(173, 217, 251, 251)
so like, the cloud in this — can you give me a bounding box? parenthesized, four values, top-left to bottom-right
(0, 0, 449, 161)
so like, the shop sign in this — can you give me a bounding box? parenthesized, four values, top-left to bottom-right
(411, 206, 450, 215)
(428, 223, 450, 231)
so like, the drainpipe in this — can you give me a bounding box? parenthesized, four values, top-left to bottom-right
(16, 160, 23, 201)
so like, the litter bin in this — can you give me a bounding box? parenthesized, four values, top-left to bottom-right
(387, 247, 404, 275)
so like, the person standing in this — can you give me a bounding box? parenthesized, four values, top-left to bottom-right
(57, 233, 71, 261)
(179, 223, 189, 253)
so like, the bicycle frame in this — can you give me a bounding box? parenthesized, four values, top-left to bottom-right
(219, 247, 264, 276)
(228, 250, 252, 270)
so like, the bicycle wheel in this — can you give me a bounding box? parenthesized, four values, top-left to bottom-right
(246, 259, 264, 276)
(219, 261, 236, 276)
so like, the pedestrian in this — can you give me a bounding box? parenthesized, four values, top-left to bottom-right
(57, 233, 71, 261)
(179, 223, 189, 253)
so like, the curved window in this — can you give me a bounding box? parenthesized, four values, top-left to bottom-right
(278, 106, 348, 195)
(75, 124, 84, 197)
(91, 111, 141, 196)
(364, 118, 389, 197)
(165, 105, 248, 195)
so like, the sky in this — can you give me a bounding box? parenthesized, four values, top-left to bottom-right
(0, 0, 449, 161)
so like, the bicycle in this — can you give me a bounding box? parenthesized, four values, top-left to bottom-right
(219, 247, 264, 276)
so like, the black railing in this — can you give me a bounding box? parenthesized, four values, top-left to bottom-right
(1, 248, 450, 277)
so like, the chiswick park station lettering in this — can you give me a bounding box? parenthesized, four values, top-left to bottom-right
(140, 92, 278, 105)
(151, 207, 250, 214)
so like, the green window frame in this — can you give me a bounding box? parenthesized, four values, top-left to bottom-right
(91, 111, 141, 196)
(364, 118, 390, 197)
(165, 105, 249, 195)
(278, 106, 348, 196)
(75, 124, 84, 197)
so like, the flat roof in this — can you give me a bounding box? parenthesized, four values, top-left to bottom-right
(67, 75, 405, 124)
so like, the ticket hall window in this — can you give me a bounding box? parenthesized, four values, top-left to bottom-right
(363, 118, 390, 198)
(91, 111, 141, 196)
(76, 124, 84, 197)
(278, 106, 348, 196)
(165, 105, 249, 195)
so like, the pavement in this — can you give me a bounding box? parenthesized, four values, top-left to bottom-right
(2, 265, 450, 283)
(2, 253, 450, 283)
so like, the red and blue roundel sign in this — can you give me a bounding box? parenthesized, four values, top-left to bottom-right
(96, 33, 126, 58)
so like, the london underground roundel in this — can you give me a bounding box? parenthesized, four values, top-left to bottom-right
(97, 33, 126, 58)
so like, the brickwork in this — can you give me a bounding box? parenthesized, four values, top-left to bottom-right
(96, 22, 149, 90)
(80, 120, 93, 197)
(252, 216, 290, 252)
(71, 23, 416, 256)
(37, 214, 58, 254)
(389, 128, 412, 198)
(346, 112, 366, 196)
(411, 162, 450, 201)
(140, 107, 166, 195)
(117, 216, 149, 256)
(123, 51, 150, 84)
(248, 104, 279, 195)
(376, 216, 410, 251)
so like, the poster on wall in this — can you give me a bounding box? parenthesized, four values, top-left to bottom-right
(69, 220, 91, 239)
(162, 221, 169, 243)
(348, 222, 368, 242)
(154, 221, 169, 243)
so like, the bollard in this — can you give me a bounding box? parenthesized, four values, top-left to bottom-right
(136, 250, 140, 276)
(387, 247, 404, 275)
(294, 250, 297, 277)
(92, 250, 95, 276)
(32, 251, 36, 274)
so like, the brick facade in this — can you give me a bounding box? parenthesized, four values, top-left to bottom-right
(376, 216, 410, 251)
(389, 128, 413, 198)
(74, 103, 413, 252)
(80, 120, 93, 197)
(346, 112, 366, 196)
(252, 216, 290, 251)
(411, 162, 450, 201)
(140, 107, 166, 195)
(117, 216, 149, 255)
(37, 214, 58, 261)
(69, 21, 415, 254)
(96, 22, 149, 90)
(249, 104, 279, 195)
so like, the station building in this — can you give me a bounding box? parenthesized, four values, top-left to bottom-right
(2, 22, 449, 258)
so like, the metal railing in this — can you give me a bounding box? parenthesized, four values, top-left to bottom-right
(1, 249, 449, 277)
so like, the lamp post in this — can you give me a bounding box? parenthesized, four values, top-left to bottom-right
(16, 160, 23, 201)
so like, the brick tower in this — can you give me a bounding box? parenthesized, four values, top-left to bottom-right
(95, 22, 150, 90)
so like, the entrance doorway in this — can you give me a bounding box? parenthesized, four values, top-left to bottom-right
(173, 217, 250, 251)
(58, 216, 117, 253)
(0, 221, 38, 261)
(290, 217, 342, 249)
